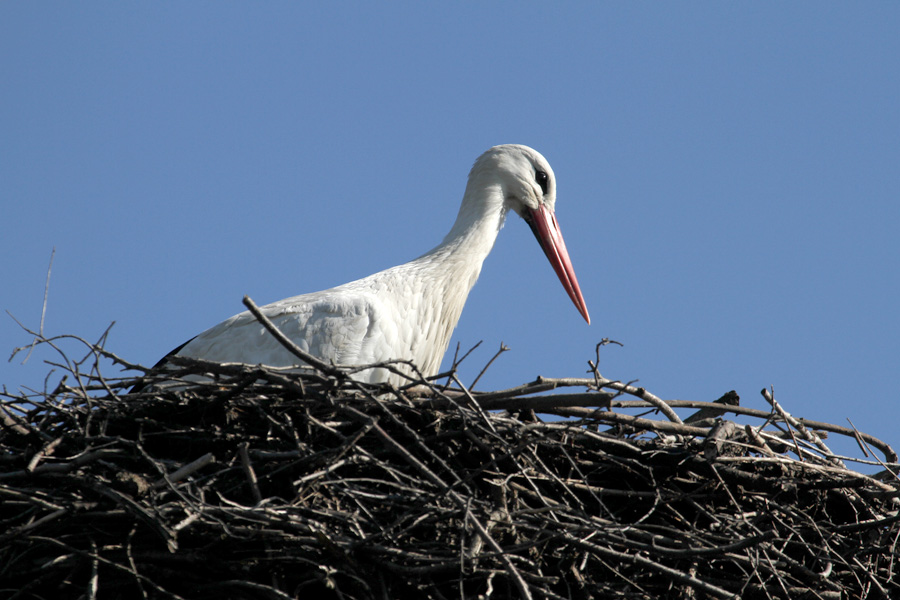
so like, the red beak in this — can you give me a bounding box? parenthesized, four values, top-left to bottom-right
(525, 204, 591, 324)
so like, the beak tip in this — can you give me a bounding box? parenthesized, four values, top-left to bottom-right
(578, 305, 591, 325)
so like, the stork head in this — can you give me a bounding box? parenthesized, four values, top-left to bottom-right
(468, 144, 591, 324)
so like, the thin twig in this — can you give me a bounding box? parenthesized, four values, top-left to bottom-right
(242, 295, 345, 378)
(470, 342, 509, 390)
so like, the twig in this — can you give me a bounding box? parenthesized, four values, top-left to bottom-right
(470, 342, 509, 390)
(450, 340, 483, 372)
(242, 295, 345, 378)
(473, 392, 613, 412)
(17, 247, 56, 365)
(762, 387, 844, 467)
(239, 443, 263, 504)
(152, 453, 216, 489)
(538, 375, 683, 425)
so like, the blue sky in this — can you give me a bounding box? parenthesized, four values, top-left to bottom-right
(2, 4, 898, 464)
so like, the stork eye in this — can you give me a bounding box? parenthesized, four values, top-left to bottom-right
(535, 170, 549, 195)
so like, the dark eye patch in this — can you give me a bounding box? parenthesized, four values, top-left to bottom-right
(535, 170, 549, 195)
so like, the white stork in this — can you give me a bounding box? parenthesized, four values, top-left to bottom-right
(157, 144, 590, 385)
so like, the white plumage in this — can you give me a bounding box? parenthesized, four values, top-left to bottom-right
(162, 145, 590, 386)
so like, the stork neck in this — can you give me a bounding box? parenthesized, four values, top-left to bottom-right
(433, 183, 508, 264)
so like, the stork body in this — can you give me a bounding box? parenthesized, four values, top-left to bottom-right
(163, 145, 589, 385)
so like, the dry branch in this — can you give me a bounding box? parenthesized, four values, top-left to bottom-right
(1, 332, 898, 599)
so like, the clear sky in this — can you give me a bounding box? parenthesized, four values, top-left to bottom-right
(2, 4, 898, 464)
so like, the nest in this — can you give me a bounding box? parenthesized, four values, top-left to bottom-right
(2, 329, 899, 600)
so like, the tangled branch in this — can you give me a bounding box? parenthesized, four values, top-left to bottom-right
(1, 330, 898, 599)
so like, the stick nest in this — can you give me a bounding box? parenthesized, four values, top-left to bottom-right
(2, 336, 899, 600)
